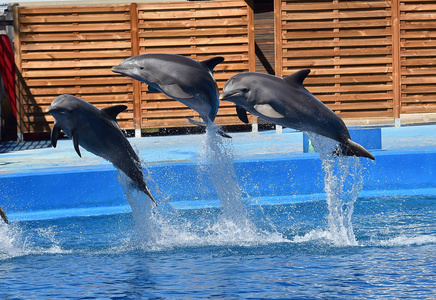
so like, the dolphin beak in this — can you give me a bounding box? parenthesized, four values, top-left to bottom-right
(111, 65, 123, 74)
(219, 91, 239, 102)
(46, 106, 54, 113)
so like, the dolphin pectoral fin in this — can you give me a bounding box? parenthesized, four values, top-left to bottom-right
(72, 131, 81, 158)
(101, 105, 127, 121)
(51, 122, 62, 148)
(201, 56, 225, 72)
(147, 86, 160, 93)
(284, 69, 311, 87)
(236, 105, 249, 124)
(339, 139, 375, 160)
(0, 207, 8, 224)
(254, 104, 285, 119)
(161, 83, 193, 100)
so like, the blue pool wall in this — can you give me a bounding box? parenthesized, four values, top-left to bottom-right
(2, 144, 435, 221)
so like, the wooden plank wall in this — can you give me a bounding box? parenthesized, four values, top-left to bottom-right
(14, 4, 135, 133)
(400, 0, 436, 114)
(14, 1, 253, 134)
(136, 1, 254, 128)
(276, 0, 395, 119)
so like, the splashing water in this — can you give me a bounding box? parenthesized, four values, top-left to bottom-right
(117, 170, 160, 244)
(199, 125, 258, 234)
(0, 223, 67, 260)
(304, 133, 364, 246)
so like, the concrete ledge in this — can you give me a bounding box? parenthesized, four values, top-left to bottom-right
(303, 127, 382, 153)
(2, 148, 436, 221)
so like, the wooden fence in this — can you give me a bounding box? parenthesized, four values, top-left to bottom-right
(275, 0, 436, 121)
(13, 0, 254, 135)
(12, 0, 436, 136)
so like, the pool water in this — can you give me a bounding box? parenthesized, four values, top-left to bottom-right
(1, 196, 435, 299)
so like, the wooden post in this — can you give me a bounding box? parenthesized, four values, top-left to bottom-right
(246, 0, 255, 72)
(274, 0, 283, 133)
(130, 3, 142, 137)
(274, 0, 283, 78)
(391, 0, 401, 125)
(13, 6, 23, 141)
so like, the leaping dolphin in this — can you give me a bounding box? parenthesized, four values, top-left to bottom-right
(220, 70, 375, 160)
(46, 94, 157, 205)
(111, 53, 230, 137)
(0, 207, 8, 224)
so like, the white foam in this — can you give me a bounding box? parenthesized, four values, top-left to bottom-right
(0, 223, 70, 260)
(379, 235, 436, 247)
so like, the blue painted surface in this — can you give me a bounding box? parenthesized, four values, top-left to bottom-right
(1, 125, 436, 221)
(303, 127, 382, 152)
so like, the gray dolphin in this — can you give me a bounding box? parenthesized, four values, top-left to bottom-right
(220, 70, 375, 160)
(111, 53, 230, 137)
(46, 94, 157, 205)
(0, 207, 8, 224)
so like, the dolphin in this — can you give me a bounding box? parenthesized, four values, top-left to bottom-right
(111, 53, 230, 137)
(0, 207, 8, 224)
(220, 70, 375, 160)
(46, 94, 157, 205)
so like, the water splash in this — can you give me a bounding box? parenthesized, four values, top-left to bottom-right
(117, 170, 161, 244)
(199, 125, 258, 234)
(0, 223, 67, 260)
(305, 133, 364, 246)
(114, 125, 287, 250)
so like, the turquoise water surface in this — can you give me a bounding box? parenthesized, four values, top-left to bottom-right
(1, 196, 434, 299)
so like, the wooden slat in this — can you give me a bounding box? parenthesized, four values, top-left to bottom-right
(136, 0, 250, 128)
(278, 0, 395, 119)
(400, 0, 436, 115)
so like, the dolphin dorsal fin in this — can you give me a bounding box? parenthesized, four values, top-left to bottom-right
(284, 69, 311, 87)
(101, 105, 127, 121)
(201, 56, 225, 72)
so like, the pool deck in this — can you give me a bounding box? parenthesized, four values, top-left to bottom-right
(1, 124, 436, 173)
(1, 124, 436, 221)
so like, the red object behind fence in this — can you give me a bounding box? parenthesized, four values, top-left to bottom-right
(0, 34, 16, 118)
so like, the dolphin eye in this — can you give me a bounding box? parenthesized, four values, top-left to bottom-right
(242, 88, 249, 93)
(139, 66, 144, 70)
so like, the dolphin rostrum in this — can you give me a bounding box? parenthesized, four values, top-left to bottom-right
(220, 70, 375, 160)
(0, 207, 8, 224)
(46, 94, 157, 205)
(111, 53, 230, 137)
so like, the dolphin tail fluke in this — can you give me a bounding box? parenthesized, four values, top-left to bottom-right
(0, 207, 9, 224)
(187, 118, 232, 138)
(140, 184, 158, 206)
(339, 139, 375, 160)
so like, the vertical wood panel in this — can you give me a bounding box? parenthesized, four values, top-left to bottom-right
(129, 2, 141, 130)
(136, 0, 252, 128)
(15, 4, 134, 134)
(274, 0, 283, 77)
(400, 0, 436, 114)
(14, 1, 254, 134)
(392, 0, 402, 119)
(277, 0, 395, 119)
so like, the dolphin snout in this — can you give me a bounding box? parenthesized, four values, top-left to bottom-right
(111, 65, 124, 74)
(219, 91, 239, 101)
